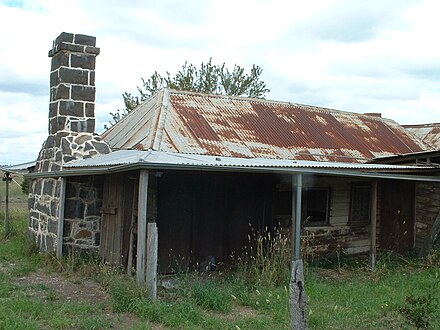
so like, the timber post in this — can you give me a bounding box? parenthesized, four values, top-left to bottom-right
(290, 173, 308, 329)
(146, 222, 158, 300)
(290, 259, 308, 330)
(294, 174, 303, 259)
(290, 176, 296, 257)
(56, 177, 66, 259)
(137, 170, 149, 284)
(3, 172, 11, 237)
(370, 180, 378, 270)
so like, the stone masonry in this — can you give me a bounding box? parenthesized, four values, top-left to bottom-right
(29, 32, 110, 252)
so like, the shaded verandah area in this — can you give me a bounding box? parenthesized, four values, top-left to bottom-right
(50, 151, 440, 299)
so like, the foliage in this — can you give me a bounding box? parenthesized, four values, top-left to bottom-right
(397, 272, 440, 329)
(20, 177, 30, 195)
(106, 59, 270, 128)
(3, 217, 440, 329)
(109, 275, 147, 312)
(235, 226, 291, 288)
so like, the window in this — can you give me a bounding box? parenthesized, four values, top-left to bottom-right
(303, 188, 330, 225)
(350, 184, 371, 223)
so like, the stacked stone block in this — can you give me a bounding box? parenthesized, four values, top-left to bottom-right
(63, 176, 104, 252)
(29, 32, 110, 252)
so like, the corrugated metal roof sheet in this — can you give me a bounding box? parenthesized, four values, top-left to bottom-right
(64, 149, 433, 171)
(102, 89, 431, 163)
(1, 161, 36, 173)
(404, 123, 440, 149)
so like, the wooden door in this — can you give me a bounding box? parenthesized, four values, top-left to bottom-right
(100, 173, 135, 266)
(380, 180, 415, 254)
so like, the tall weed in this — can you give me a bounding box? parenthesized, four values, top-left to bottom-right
(236, 225, 290, 288)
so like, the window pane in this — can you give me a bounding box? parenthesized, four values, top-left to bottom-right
(304, 188, 329, 224)
(351, 185, 371, 222)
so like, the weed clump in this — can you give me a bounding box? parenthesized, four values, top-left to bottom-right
(236, 225, 291, 288)
(109, 275, 148, 312)
(186, 278, 233, 313)
(397, 272, 439, 329)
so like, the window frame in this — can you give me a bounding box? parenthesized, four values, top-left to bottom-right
(349, 183, 372, 224)
(302, 187, 331, 226)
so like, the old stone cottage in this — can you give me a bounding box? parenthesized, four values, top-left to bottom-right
(28, 32, 440, 288)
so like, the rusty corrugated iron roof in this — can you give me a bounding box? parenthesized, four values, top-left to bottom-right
(404, 123, 440, 149)
(64, 149, 436, 171)
(102, 89, 431, 163)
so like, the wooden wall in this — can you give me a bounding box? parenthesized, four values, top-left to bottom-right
(415, 182, 440, 255)
(156, 171, 275, 273)
(299, 176, 372, 258)
(156, 172, 378, 271)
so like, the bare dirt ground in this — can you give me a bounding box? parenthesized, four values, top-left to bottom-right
(14, 269, 143, 329)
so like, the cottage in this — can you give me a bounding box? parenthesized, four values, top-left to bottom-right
(28, 33, 440, 292)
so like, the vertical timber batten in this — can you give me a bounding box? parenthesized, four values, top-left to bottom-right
(56, 177, 66, 259)
(4, 172, 10, 237)
(146, 222, 158, 300)
(290, 176, 296, 256)
(137, 170, 149, 284)
(293, 174, 303, 260)
(370, 180, 378, 269)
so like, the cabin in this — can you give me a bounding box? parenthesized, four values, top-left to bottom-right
(27, 33, 440, 294)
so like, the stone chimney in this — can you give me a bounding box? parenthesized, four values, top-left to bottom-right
(29, 32, 110, 252)
(33, 32, 110, 173)
(49, 32, 99, 134)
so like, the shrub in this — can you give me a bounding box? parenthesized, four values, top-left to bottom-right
(397, 272, 439, 329)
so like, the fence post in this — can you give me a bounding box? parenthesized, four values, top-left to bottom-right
(290, 259, 308, 329)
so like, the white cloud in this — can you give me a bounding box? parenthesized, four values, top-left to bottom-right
(0, 0, 439, 164)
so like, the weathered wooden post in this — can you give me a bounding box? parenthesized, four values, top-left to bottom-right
(3, 172, 11, 237)
(146, 222, 158, 300)
(291, 259, 308, 329)
(56, 177, 66, 259)
(370, 180, 378, 270)
(290, 173, 308, 329)
(137, 170, 149, 285)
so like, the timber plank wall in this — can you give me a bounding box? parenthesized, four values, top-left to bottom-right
(415, 182, 440, 255)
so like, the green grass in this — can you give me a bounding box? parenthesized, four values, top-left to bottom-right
(0, 172, 28, 206)
(1, 214, 440, 329)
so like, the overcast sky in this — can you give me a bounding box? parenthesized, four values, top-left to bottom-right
(1, 0, 439, 164)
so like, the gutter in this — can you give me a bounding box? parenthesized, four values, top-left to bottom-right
(24, 161, 440, 182)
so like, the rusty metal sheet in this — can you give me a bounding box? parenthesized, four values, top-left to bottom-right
(404, 123, 440, 149)
(101, 90, 165, 150)
(102, 89, 430, 163)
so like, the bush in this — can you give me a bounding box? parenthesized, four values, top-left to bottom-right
(397, 272, 439, 329)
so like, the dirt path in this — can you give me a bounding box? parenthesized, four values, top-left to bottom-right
(16, 271, 109, 303)
(14, 270, 142, 329)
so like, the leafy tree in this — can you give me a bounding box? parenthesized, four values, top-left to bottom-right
(106, 59, 270, 128)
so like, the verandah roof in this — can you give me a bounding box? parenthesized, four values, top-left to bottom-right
(26, 149, 440, 182)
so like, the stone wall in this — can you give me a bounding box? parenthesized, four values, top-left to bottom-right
(63, 176, 104, 252)
(28, 32, 110, 253)
(28, 178, 61, 251)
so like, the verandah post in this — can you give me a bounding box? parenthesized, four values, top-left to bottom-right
(290, 173, 308, 329)
(370, 180, 378, 270)
(56, 177, 66, 259)
(137, 170, 149, 284)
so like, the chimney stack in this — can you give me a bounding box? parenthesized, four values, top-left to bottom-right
(48, 32, 99, 134)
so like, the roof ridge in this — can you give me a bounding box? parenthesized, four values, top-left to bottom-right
(152, 88, 170, 151)
(167, 89, 397, 122)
